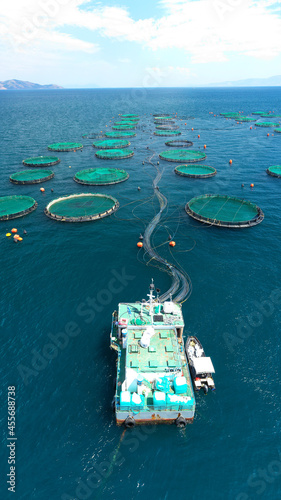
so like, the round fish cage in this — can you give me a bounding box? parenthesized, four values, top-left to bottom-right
(251, 112, 267, 115)
(236, 117, 256, 122)
(260, 114, 281, 119)
(45, 193, 119, 222)
(274, 128, 281, 133)
(154, 130, 181, 137)
(112, 125, 135, 130)
(266, 165, 281, 178)
(74, 167, 129, 185)
(114, 121, 137, 127)
(175, 165, 216, 178)
(156, 125, 179, 130)
(23, 156, 60, 167)
(120, 117, 139, 122)
(220, 112, 240, 118)
(95, 149, 134, 160)
(48, 142, 83, 152)
(10, 169, 54, 185)
(154, 116, 173, 121)
(165, 140, 193, 147)
(159, 149, 206, 163)
(105, 131, 136, 139)
(120, 114, 138, 118)
(92, 139, 130, 149)
(256, 122, 277, 127)
(0, 195, 37, 221)
(153, 113, 169, 117)
(185, 194, 264, 228)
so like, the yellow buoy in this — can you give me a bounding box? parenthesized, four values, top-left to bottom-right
(6, 233, 11, 237)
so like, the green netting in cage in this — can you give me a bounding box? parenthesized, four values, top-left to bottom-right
(154, 130, 181, 137)
(159, 149, 206, 163)
(95, 149, 134, 160)
(92, 139, 130, 149)
(0, 195, 37, 220)
(260, 114, 281, 119)
(114, 121, 137, 126)
(45, 193, 119, 222)
(23, 156, 60, 167)
(251, 112, 267, 115)
(274, 128, 281, 133)
(236, 117, 256, 122)
(185, 194, 264, 228)
(175, 165, 216, 178)
(112, 125, 135, 130)
(256, 122, 276, 127)
(220, 113, 240, 118)
(74, 167, 129, 185)
(120, 117, 139, 122)
(105, 131, 136, 138)
(266, 165, 281, 178)
(121, 114, 138, 118)
(48, 142, 83, 152)
(10, 169, 54, 185)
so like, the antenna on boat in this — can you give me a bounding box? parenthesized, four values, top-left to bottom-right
(148, 279, 155, 323)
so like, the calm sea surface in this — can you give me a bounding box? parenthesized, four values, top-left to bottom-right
(0, 88, 280, 500)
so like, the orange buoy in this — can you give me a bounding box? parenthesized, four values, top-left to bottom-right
(17, 237, 23, 242)
(198, 134, 200, 139)
(191, 128, 194, 131)
(250, 126, 252, 130)
(137, 242, 143, 248)
(185, 123, 187, 125)
(11, 228, 17, 233)
(250, 183, 254, 188)
(69, 166, 72, 168)
(169, 241, 176, 247)
(267, 133, 270, 137)
(40, 188, 45, 192)
(13, 234, 20, 240)
(229, 160, 232, 164)
(204, 145, 207, 149)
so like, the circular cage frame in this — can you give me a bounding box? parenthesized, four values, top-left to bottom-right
(74, 168, 129, 186)
(48, 142, 83, 152)
(44, 193, 119, 222)
(0, 195, 38, 221)
(185, 194, 264, 228)
(95, 149, 134, 160)
(23, 156, 60, 167)
(10, 169, 54, 185)
(175, 165, 217, 179)
(159, 149, 206, 163)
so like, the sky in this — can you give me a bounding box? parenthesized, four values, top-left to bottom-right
(1, 0, 281, 87)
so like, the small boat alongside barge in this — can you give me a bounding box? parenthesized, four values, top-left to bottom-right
(185, 336, 215, 394)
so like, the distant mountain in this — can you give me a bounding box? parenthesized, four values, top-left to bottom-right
(207, 75, 281, 87)
(0, 79, 63, 90)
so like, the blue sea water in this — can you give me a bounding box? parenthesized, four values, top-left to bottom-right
(0, 88, 281, 500)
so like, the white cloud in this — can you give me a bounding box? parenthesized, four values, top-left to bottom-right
(1, 0, 281, 64)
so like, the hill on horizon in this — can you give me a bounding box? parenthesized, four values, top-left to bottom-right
(0, 79, 63, 90)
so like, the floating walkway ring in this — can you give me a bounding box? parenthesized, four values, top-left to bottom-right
(159, 149, 206, 163)
(185, 194, 264, 228)
(10, 169, 54, 185)
(48, 142, 83, 152)
(0, 195, 37, 221)
(95, 149, 134, 160)
(175, 165, 216, 178)
(23, 156, 60, 167)
(165, 140, 193, 148)
(266, 166, 281, 178)
(74, 167, 129, 186)
(44, 193, 119, 222)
